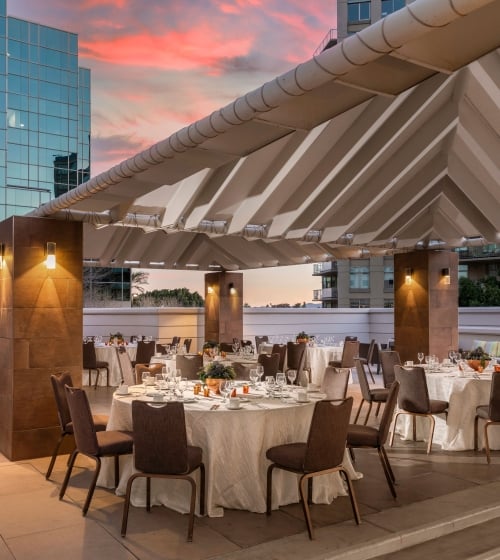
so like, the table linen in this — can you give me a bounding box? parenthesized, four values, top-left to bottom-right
(84, 344, 137, 387)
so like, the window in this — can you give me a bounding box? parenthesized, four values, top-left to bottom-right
(458, 264, 468, 279)
(381, 0, 406, 17)
(384, 299, 394, 309)
(383, 260, 394, 291)
(348, 1, 371, 23)
(350, 298, 370, 308)
(349, 260, 370, 290)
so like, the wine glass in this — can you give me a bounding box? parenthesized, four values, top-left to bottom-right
(287, 369, 297, 386)
(417, 352, 424, 364)
(265, 376, 276, 397)
(141, 371, 150, 391)
(256, 365, 264, 384)
(220, 379, 232, 402)
(249, 369, 259, 386)
(275, 372, 286, 398)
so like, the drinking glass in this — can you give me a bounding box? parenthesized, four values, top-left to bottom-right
(275, 372, 286, 397)
(417, 352, 424, 364)
(256, 365, 264, 383)
(155, 373, 163, 389)
(220, 379, 232, 402)
(249, 369, 259, 386)
(141, 371, 149, 390)
(287, 369, 297, 385)
(265, 376, 276, 397)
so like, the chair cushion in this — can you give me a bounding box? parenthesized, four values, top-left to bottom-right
(347, 424, 380, 447)
(96, 430, 133, 456)
(429, 399, 448, 414)
(328, 360, 341, 367)
(370, 388, 390, 402)
(476, 405, 490, 419)
(266, 442, 306, 470)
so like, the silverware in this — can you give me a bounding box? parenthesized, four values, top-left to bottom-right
(210, 404, 220, 411)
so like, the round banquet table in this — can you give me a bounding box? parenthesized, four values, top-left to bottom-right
(83, 344, 137, 387)
(97, 384, 362, 517)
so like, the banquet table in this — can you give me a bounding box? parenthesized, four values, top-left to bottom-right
(97, 384, 362, 517)
(395, 366, 497, 451)
(83, 344, 137, 387)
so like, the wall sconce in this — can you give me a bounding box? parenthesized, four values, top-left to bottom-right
(442, 267, 450, 285)
(0, 243, 4, 270)
(45, 242, 56, 269)
(207, 286, 214, 294)
(229, 282, 236, 295)
(404, 267, 413, 285)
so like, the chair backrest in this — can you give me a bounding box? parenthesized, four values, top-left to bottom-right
(156, 343, 168, 355)
(380, 350, 401, 388)
(176, 354, 203, 380)
(358, 342, 370, 361)
(321, 366, 349, 400)
(257, 353, 280, 378)
(116, 347, 136, 386)
(171, 336, 181, 346)
(489, 371, 500, 422)
(271, 344, 287, 371)
(135, 340, 156, 364)
(378, 381, 400, 444)
(340, 340, 359, 368)
(183, 338, 192, 353)
(354, 358, 372, 401)
(286, 341, 306, 371)
(132, 401, 189, 474)
(82, 341, 97, 369)
(394, 365, 431, 414)
(240, 339, 253, 347)
(65, 386, 99, 456)
(344, 336, 358, 342)
(50, 372, 74, 431)
(255, 336, 269, 350)
(304, 397, 353, 472)
(219, 342, 233, 353)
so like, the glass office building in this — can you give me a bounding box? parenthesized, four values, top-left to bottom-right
(0, 0, 90, 220)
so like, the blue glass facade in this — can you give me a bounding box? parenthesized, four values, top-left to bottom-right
(0, 0, 90, 219)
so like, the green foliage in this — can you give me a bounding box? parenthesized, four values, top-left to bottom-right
(459, 277, 500, 307)
(198, 361, 236, 381)
(133, 287, 204, 307)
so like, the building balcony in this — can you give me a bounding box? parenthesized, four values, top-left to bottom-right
(313, 262, 338, 275)
(313, 287, 338, 301)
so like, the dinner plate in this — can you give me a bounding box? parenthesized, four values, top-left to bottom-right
(226, 405, 244, 410)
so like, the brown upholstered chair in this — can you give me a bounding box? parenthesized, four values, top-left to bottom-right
(131, 339, 156, 368)
(271, 343, 287, 372)
(285, 341, 308, 384)
(171, 336, 181, 347)
(83, 341, 109, 388)
(121, 401, 205, 542)
(474, 371, 500, 463)
(329, 340, 359, 370)
(156, 343, 169, 355)
(353, 358, 389, 425)
(347, 381, 400, 497)
(182, 338, 192, 353)
(257, 353, 280, 379)
(176, 354, 203, 380)
(219, 342, 234, 353)
(358, 340, 377, 382)
(389, 365, 448, 454)
(266, 397, 360, 539)
(380, 350, 401, 389)
(46, 372, 108, 480)
(255, 335, 269, 351)
(60, 386, 133, 515)
(321, 366, 350, 400)
(116, 347, 136, 386)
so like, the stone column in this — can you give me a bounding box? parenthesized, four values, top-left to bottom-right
(394, 250, 458, 364)
(204, 272, 243, 343)
(0, 216, 83, 460)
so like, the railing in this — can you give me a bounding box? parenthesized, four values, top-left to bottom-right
(313, 29, 338, 57)
(313, 261, 338, 275)
(313, 288, 338, 300)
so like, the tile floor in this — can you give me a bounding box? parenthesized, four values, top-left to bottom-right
(1, 382, 500, 559)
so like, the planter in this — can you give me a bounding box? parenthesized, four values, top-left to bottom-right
(296, 338, 309, 344)
(467, 359, 490, 372)
(205, 378, 223, 394)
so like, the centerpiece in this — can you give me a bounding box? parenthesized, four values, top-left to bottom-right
(108, 332, 125, 345)
(202, 340, 219, 358)
(198, 361, 236, 394)
(463, 346, 491, 372)
(296, 331, 310, 343)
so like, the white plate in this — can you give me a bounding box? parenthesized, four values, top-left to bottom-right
(226, 405, 244, 410)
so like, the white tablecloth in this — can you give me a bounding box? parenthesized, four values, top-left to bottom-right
(396, 368, 496, 451)
(97, 385, 362, 517)
(84, 345, 137, 387)
(306, 346, 344, 386)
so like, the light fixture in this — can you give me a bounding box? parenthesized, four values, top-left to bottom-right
(124, 260, 140, 266)
(0, 243, 4, 269)
(45, 242, 56, 269)
(207, 286, 214, 294)
(405, 267, 413, 285)
(442, 267, 450, 285)
(229, 282, 236, 295)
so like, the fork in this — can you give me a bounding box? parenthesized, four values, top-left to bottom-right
(210, 404, 220, 411)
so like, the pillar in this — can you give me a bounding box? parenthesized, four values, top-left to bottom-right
(394, 250, 458, 364)
(204, 272, 243, 343)
(0, 216, 83, 460)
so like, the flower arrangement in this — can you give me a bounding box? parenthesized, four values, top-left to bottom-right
(198, 361, 236, 382)
(202, 340, 219, 357)
(109, 332, 125, 345)
(296, 331, 310, 342)
(463, 346, 491, 371)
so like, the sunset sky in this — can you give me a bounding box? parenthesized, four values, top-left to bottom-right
(11, 0, 336, 306)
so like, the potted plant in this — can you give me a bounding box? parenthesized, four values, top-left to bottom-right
(463, 346, 491, 372)
(198, 361, 236, 394)
(109, 332, 125, 345)
(296, 331, 310, 343)
(202, 340, 219, 357)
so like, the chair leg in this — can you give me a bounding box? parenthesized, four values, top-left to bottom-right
(380, 445, 395, 483)
(266, 464, 275, 515)
(367, 363, 375, 383)
(186, 476, 197, 542)
(339, 469, 361, 525)
(146, 477, 151, 511)
(378, 446, 397, 498)
(299, 474, 314, 540)
(59, 449, 78, 500)
(94, 369, 101, 389)
(354, 399, 365, 424)
(114, 454, 121, 487)
(198, 463, 206, 516)
(363, 401, 373, 426)
(82, 457, 101, 516)
(307, 477, 313, 505)
(412, 415, 417, 441)
(484, 422, 492, 464)
(426, 415, 436, 454)
(474, 415, 479, 451)
(389, 412, 401, 447)
(46, 433, 67, 479)
(121, 473, 140, 536)
(375, 401, 382, 418)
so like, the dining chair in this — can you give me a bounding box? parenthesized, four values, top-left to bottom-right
(353, 358, 389, 425)
(358, 340, 378, 382)
(286, 341, 308, 384)
(255, 335, 269, 351)
(347, 381, 400, 498)
(176, 354, 203, 380)
(182, 338, 192, 353)
(329, 340, 359, 370)
(116, 347, 136, 386)
(121, 401, 205, 542)
(344, 336, 358, 342)
(257, 353, 280, 378)
(389, 365, 448, 454)
(171, 336, 181, 347)
(46, 372, 108, 480)
(380, 350, 401, 389)
(83, 340, 110, 388)
(60, 386, 133, 515)
(131, 339, 156, 368)
(321, 366, 349, 400)
(266, 397, 360, 540)
(474, 371, 500, 463)
(219, 342, 234, 353)
(271, 343, 287, 372)
(156, 343, 169, 355)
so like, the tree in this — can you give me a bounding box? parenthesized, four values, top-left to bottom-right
(131, 270, 150, 297)
(459, 276, 500, 307)
(133, 287, 204, 307)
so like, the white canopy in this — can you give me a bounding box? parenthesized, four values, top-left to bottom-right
(30, 0, 500, 270)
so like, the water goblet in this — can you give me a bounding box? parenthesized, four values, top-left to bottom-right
(220, 379, 232, 402)
(256, 365, 264, 384)
(265, 376, 276, 397)
(141, 371, 149, 391)
(287, 369, 297, 386)
(249, 369, 259, 386)
(275, 372, 286, 398)
(417, 352, 424, 364)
